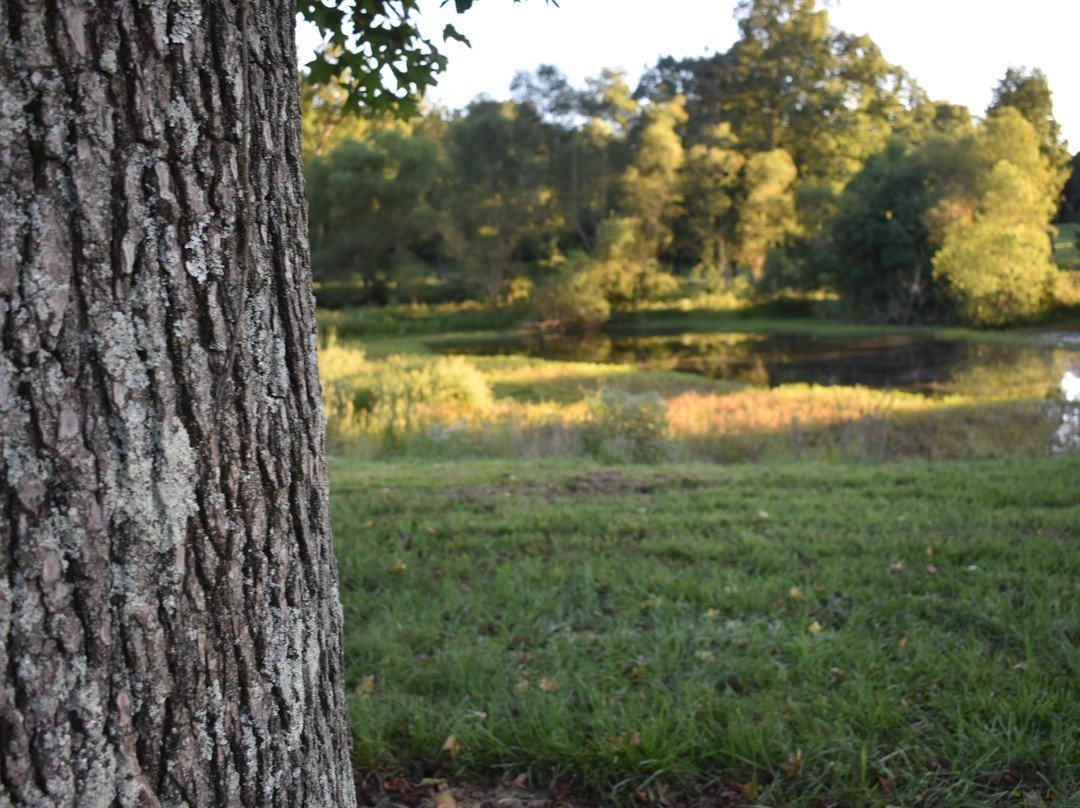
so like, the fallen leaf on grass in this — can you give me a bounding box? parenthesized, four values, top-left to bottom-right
(878, 776, 894, 796)
(514, 679, 529, 692)
(695, 651, 715, 661)
(355, 675, 375, 695)
(789, 586, 803, 598)
(388, 560, 407, 573)
(888, 562, 903, 573)
(441, 734, 465, 758)
(383, 775, 413, 794)
(507, 773, 528, 790)
(779, 748, 803, 776)
(629, 731, 642, 747)
(706, 608, 721, 618)
(758, 510, 770, 518)
(1013, 660, 1029, 670)
(539, 677, 560, 692)
(433, 787, 458, 808)
(926, 564, 939, 574)
(735, 781, 762, 799)
(808, 621, 823, 636)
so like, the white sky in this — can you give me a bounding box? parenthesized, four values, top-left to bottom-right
(297, 0, 1080, 149)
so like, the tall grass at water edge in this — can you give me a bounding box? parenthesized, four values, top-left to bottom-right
(318, 339, 1080, 463)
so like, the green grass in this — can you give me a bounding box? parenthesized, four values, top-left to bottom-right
(332, 453, 1080, 806)
(1055, 222, 1080, 272)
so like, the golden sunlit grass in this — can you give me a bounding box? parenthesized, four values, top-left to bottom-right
(319, 340, 1075, 462)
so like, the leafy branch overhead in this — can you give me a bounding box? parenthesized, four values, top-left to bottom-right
(297, 0, 551, 117)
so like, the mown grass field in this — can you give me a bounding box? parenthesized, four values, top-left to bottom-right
(333, 454, 1080, 807)
(1055, 222, 1080, 273)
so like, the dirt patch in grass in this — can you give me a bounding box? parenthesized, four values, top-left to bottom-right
(444, 469, 708, 502)
(355, 772, 746, 808)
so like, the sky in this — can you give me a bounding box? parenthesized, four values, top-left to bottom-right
(297, 0, 1080, 149)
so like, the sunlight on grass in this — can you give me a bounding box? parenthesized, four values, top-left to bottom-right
(319, 338, 1078, 462)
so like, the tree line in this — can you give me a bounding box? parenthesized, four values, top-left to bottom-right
(304, 0, 1078, 327)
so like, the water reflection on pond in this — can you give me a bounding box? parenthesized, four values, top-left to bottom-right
(436, 330, 1080, 399)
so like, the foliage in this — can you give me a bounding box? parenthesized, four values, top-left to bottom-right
(532, 254, 611, 334)
(307, 130, 440, 291)
(298, 0, 479, 117)
(581, 391, 670, 463)
(299, 2, 1072, 325)
(933, 162, 1061, 326)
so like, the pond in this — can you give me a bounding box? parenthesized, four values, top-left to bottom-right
(434, 329, 1080, 399)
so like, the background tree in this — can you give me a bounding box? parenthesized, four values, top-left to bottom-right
(445, 100, 553, 304)
(933, 161, 1061, 325)
(307, 130, 440, 297)
(735, 148, 799, 279)
(619, 96, 687, 263)
(679, 123, 745, 281)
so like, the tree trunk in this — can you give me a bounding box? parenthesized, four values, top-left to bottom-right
(0, 2, 357, 806)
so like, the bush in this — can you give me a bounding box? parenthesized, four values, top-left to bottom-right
(533, 256, 611, 334)
(581, 390, 670, 463)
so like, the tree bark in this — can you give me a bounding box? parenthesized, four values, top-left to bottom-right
(0, 2, 357, 806)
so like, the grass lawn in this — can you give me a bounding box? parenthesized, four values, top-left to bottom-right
(332, 453, 1080, 807)
(1055, 222, 1080, 273)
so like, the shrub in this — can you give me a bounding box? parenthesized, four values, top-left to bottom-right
(581, 390, 670, 463)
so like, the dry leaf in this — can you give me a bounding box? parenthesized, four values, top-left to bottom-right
(757, 510, 770, 518)
(706, 608, 721, 618)
(735, 781, 761, 799)
(899, 636, 908, 648)
(433, 788, 458, 808)
(426, 526, 436, 534)
(388, 560, 407, 573)
(636, 507, 648, 514)
(468, 709, 487, 719)
(925, 547, 934, 557)
(629, 731, 642, 747)
(539, 677, 560, 692)
(514, 679, 530, 692)
(1013, 660, 1029, 670)
(888, 562, 903, 573)
(926, 564, 939, 574)
(355, 675, 375, 695)
(696, 651, 715, 661)
(441, 734, 465, 758)
(459, 583, 472, 593)
(383, 775, 413, 794)
(508, 773, 528, 789)
(878, 776, 895, 796)
(362, 520, 374, 528)
(779, 748, 803, 776)
(808, 621, 823, 636)
(789, 586, 803, 598)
